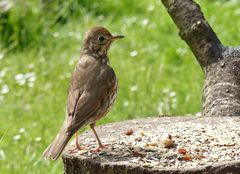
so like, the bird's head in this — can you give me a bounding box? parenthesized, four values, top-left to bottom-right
(81, 27, 124, 57)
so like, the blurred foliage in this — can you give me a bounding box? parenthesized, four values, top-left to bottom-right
(0, 0, 149, 50)
(0, 0, 81, 49)
(1, 0, 239, 50)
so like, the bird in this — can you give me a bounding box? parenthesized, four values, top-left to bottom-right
(43, 26, 124, 160)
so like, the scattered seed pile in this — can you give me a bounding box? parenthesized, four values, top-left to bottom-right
(66, 117, 240, 170)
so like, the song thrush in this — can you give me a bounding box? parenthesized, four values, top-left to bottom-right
(43, 27, 124, 160)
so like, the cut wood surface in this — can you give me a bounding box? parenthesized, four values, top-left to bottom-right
(63, 116, 240, 174)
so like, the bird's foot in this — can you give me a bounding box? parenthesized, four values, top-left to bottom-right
(68, 144, 86, 154)
(90, 143, 109, 153)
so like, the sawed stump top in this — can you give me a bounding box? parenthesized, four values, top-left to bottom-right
(63, 116, 240, 174)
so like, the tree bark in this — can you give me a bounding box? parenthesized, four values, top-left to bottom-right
(161, 0, 240, 116)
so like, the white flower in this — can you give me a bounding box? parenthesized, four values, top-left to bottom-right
(76, 34, 82, 41)
(163, 88, 170, 93)
(14, 72, 36, 87)
(15, 74, 26, 85)
(15, 74, 24, 80)
(26, 72, 36, 87)
(28, 82, 34, 88)
(0, 150, 5, 159)
(28, 63, 34, 69)
(28, 76, 36, 82)
(35, 137, 42, 142)
(176, 48, 187, 56)
(142, 18, 149, 26)
(123, 101, 129, 107)
(130, 85, 138, 92)
(68, 59, 75, 66)
(13, 134, 21, 141)
(157, 102, 164, 114)
(0, 69, 7, 78)
(19, 128, 25, 133)
(0, 53, 4, 60)
(172, 97, 177, 103)
(147, 5, 155, 12)
(1, 85, 9, 94)
(53, 32, 59, 38)
(130, 50, 138, 57)
(25, 72, 35, 79)
(158, 89, 178, 113)
(169, 91, 176, 98)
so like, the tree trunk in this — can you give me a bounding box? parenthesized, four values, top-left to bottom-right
(161, 0, 240, 116)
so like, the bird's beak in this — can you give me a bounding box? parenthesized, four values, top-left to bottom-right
(111, 35, 124, 40)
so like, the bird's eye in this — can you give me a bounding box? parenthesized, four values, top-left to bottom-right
(98, 36, 105, 42)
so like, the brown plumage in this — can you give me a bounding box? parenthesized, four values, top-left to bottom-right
(43, 27, 124, 160)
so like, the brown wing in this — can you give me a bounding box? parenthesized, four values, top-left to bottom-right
(65, 57, 117, 135)
(66, 67, 83, 117)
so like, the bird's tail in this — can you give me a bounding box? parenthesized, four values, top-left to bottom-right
(43, 128, 72, 160)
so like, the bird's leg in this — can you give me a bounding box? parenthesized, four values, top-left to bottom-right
(90, 123, 106, 152)
(68, 132, 86, 153)
(75, 132, 86, 150)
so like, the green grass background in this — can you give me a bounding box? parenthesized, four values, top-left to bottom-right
(0, 0, 240, 173)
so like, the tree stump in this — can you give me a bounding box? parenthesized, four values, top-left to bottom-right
(63, 116, 240, 174)
(63, 0, 240, 173)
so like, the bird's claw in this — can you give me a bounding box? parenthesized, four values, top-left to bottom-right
(68, 145, 86, 154)
(90, 143, 109, 153)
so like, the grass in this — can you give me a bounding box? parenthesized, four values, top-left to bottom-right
(0, 0, 240, 173)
